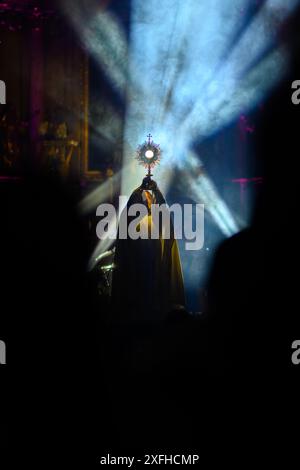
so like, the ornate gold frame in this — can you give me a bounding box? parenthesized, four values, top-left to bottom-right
(80, 53, 102, 180)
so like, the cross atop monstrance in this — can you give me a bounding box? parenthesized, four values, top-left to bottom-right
(136, 134, 162, 178)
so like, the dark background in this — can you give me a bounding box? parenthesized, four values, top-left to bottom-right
(0, 0, 299, 463)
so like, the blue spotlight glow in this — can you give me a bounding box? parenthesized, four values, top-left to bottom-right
(124, 0, 299, 164)
(122, 0, 299, 213)
(63, 0, 128, 94)
(79, 170, 122, 214)
(65, 0, 299, 296)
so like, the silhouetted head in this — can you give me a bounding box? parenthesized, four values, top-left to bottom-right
(141, 176, 157, 191)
